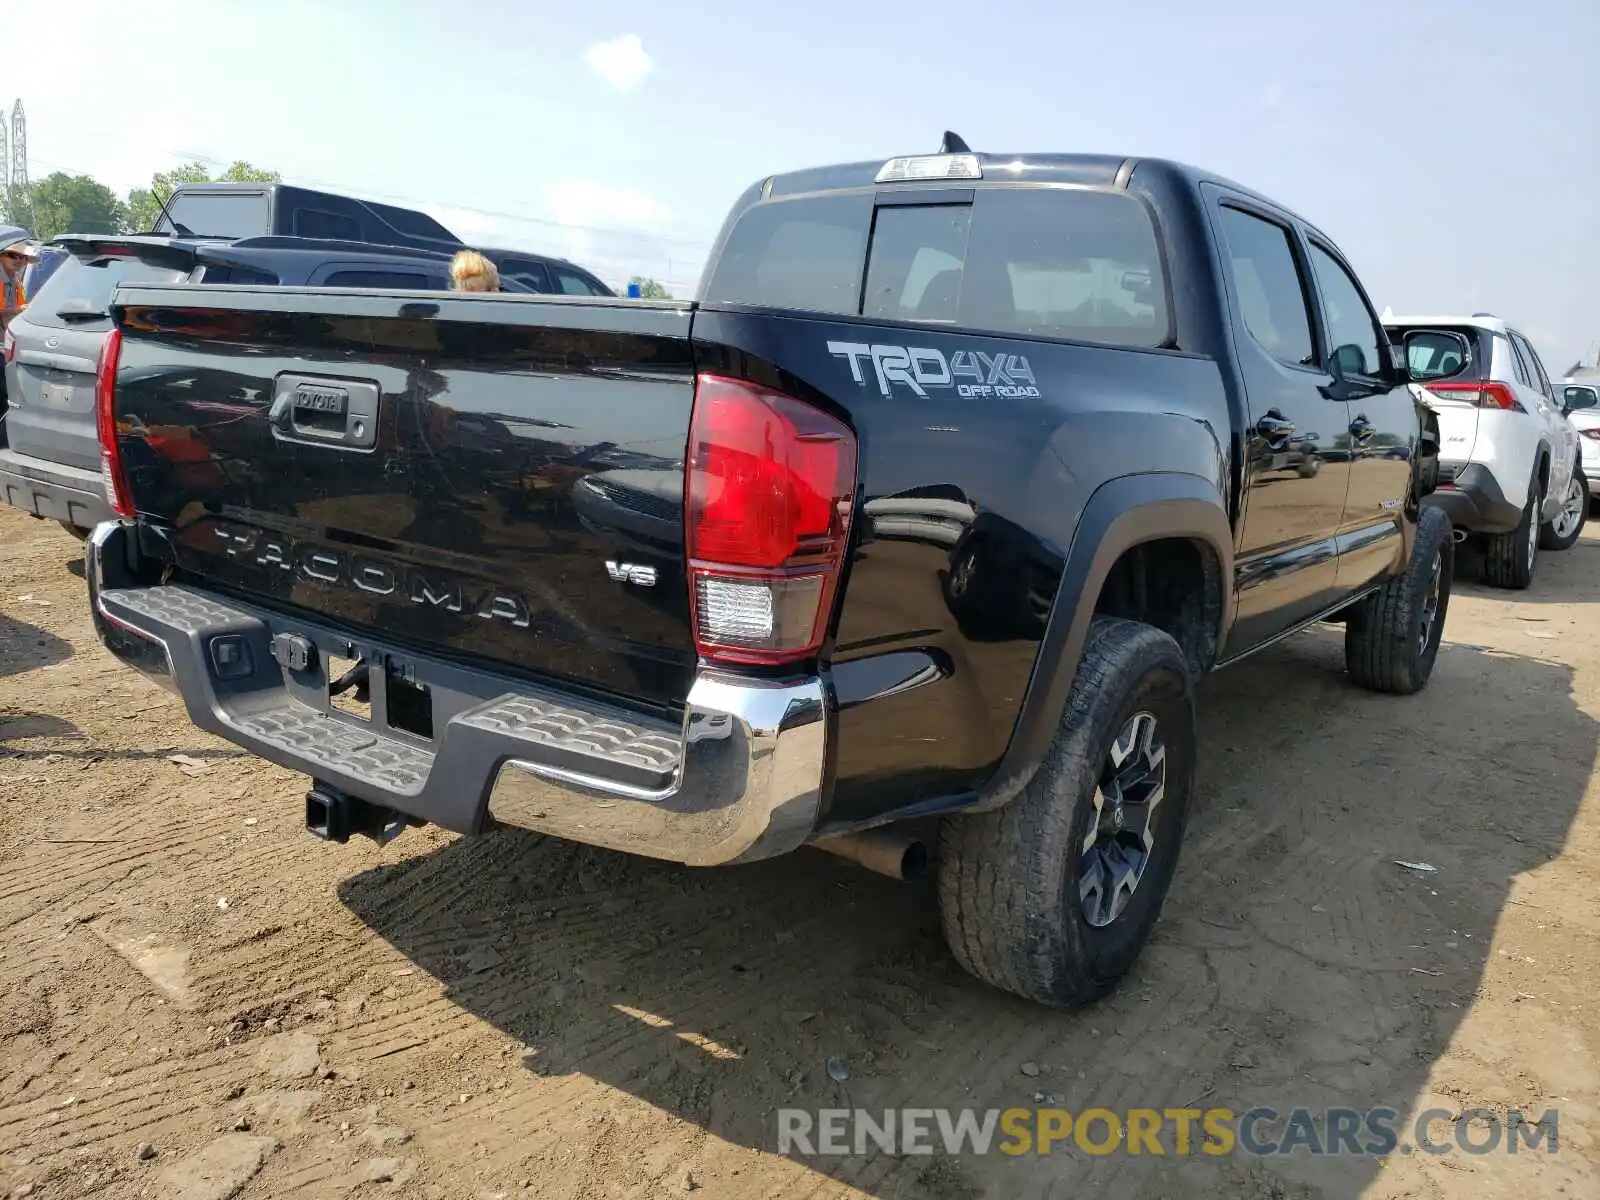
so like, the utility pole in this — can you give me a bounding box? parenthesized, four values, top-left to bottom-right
(0, 101, 9, 217)
(10, 100, 27, 210)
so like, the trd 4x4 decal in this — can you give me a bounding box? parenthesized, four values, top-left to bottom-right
(827, 341, 1041, 400)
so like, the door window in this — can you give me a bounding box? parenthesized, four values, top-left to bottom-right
(1306, 243, 1383, 377)
(1216, 206, 1315, 367)
(1504, 334, 1534, 387)
(1512, 332, 1554, 398)
(555, 267, 605, 296)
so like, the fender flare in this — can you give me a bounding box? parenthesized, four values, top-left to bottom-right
(974, 472, 1235, 811)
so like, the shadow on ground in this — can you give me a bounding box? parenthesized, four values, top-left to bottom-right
(0, 611, 72, 678)
(339, 635, 1594, 1198)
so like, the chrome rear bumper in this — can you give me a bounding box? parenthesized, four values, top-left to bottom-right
(87, 520, 830, 866)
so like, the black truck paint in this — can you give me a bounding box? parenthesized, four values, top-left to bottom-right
(88, 149, 1452, 1007)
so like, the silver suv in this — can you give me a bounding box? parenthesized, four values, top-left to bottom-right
(2, 249, 192, 535)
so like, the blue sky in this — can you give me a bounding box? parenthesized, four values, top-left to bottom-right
(9, 0, 1597, 369)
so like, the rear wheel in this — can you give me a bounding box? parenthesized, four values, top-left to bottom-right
(1345, 506, 1453, 695)
(938, 618, 1195, 1008)
(1539, 468, 1587, 551)
(1482, 468, 1541, 589)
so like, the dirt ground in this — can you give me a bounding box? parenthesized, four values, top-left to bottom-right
(2, 504, 1598, 1200)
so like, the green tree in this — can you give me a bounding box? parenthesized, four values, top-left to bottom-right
(629, 276, 671, 300)
(26, 173, 127, 240)
(123, 160, 281, 232)
(0, 184, 35, 232)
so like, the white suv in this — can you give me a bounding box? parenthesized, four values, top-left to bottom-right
(1558, 380, 1600, 496)
(1384, 313, 1585, 589)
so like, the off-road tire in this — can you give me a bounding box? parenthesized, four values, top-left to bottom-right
(1538, 466, 1587, 551)
(938, 617, 1195, 1008)
(1345, 505, 1453, 695)
(1482, 467, 1542, 589)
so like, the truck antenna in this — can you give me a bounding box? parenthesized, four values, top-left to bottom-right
(939, 131, 971, 154)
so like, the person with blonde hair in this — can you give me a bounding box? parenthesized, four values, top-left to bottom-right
(449, 249, 500, 293)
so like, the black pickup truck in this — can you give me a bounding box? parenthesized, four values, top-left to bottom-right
(85, 140, 1456, 1008)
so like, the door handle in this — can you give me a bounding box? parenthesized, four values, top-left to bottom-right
(1255, 413, 1296, 446)
(1349, 416, 1375, 442)
(268, 374, 380, 451)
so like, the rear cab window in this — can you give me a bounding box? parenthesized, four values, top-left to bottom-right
(702, 186, 1170, 349)
(156, 191, 270, 238)
(21, 254, 190, 332)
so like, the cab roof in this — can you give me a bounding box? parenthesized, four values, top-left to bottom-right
(761, 150, 1333, 240)
(1383, 313, 1514, 334)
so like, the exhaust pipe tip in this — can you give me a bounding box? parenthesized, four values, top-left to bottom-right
(814, 830, 930, 882)
(1453, 528, 1469, 543)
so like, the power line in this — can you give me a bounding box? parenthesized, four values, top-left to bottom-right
(167, 147, 716, 253)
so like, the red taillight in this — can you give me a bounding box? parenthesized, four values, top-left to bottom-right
(1581, 428, 1600, 442)
(1426, 382, 1521, 411)
(95, 327, 133, 517)
(685, 374, 856, 666)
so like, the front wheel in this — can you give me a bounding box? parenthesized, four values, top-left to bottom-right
(1539, 468, 1587, 551)
(1345, 505, 1454, 695)
(938, 618, 1195, 1008)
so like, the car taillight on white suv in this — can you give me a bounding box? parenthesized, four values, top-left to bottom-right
(95, 326, 134, 518)
(685, 374, 857, 666)
(1422, 381, 1525, 412)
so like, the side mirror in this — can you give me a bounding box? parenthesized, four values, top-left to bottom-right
(1330, 343, 1367, 381)
(1399, 329, 1472, 384)
(1561, 386, 1599, 415)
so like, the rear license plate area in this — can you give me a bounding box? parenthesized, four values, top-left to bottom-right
(384, 661, 434, 740)
(323, 651, 433, 740)
(39, 381, 73, 407)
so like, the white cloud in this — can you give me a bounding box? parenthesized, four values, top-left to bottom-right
(583, 34, 652, 95)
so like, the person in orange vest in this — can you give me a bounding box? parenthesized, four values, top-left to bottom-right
(0, 228, 35, 334)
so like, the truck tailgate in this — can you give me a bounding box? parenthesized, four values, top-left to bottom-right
(110, 286, 698, 710)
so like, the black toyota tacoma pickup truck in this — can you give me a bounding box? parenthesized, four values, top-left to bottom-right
(85, 140, 1456, 1008)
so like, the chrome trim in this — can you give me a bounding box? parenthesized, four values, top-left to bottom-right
(488, 672, 828, 867)
(87, 520, 180, 693)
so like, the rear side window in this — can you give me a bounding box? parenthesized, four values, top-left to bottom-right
(322, 269, 439, 289)
(22, 255, 189, 331)
(705, 187, 1169, 348)
(199, 264, 279, 286)
(294, 208, 363, 241)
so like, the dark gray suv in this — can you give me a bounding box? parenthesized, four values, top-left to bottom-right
(2, 249, 192, 535)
